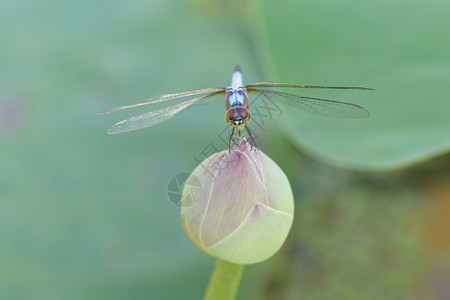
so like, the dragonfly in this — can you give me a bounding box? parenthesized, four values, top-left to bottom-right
(99, 65, 372, 149)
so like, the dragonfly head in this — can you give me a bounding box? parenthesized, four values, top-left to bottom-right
(225, 106, 251, 129)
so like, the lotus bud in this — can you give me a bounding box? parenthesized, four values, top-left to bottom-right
(181, 139, 294, 264)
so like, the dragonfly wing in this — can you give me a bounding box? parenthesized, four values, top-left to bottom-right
(248, 88, 369, 118)
(247, 82, 373, 90)
(99, 87, 226, 114)
(107, 91, 224, 134)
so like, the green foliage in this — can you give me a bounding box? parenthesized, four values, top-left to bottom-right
(258, 0, 450, 170)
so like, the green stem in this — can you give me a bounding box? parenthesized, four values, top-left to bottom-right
(204, 259, 244, 300)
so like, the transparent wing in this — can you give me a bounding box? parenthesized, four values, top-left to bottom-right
(246, 82, 373, 91)
(247, 88, 369, 118)
(99, 87, 226, 114)
(107, 91, 225, 134)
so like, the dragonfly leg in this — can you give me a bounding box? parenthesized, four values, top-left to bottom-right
(244, 125, 257, 150)
(228, 127, 235, 153)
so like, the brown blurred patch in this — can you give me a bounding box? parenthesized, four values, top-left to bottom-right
(422, 176, 450, 300)
(423, 176, 450, 258)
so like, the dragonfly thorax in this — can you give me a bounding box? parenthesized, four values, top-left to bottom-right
(226, 87, 248, 107)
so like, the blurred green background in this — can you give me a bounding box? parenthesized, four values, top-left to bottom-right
(1, 0, 450, 299)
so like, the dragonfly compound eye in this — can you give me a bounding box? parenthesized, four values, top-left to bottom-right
(237, 107, 249, 120)
(226, 108, 238, 121)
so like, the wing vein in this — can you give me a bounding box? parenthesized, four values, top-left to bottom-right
(99, 87, 225, 114)
(249, 88, 369, 118)
(107, 91, 224, 134)
(247, 82, 373, 90)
